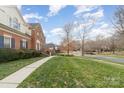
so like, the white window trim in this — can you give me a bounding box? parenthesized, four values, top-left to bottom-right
(22, 39, 27, 42)
(4, 34, 12, 38)
(0, 28, 31, 39)
(4, 35, 12, 48)
(36, 40, 40, 43)
(21, 39, 27, 48)
(37, 32, 39, 36)
(36, 40, 40, 50)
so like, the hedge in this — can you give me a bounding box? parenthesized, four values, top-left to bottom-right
(56, 53, 74, 57)
(0, 48, 45, 62)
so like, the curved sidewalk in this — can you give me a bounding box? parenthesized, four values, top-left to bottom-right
(0, 56, 54, 88)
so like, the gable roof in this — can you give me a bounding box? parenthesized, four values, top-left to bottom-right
(45, 43, 55, 48)
(0, 23, 30, 39)
(15, 6, 27, 25)
(4, 6, 27, 25)
(28, 23, 41, 28)
(28, 23, 45, 38)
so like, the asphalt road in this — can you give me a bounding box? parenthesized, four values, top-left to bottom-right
(87, 55, 124, 63)
(72, 51, 124, 63)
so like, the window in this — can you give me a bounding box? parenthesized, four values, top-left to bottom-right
(18, 23, 20, 30)
(20, 39, 27, 48)
(4, 36, 11, 48)
(22, 41, 26, 48)
(36, 43, 41, 51)
(13, 17, 20, 30)
(9, 17, 12, 27)
(36, 40, 40, 50)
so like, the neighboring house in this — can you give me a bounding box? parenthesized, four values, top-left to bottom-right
(29, 23, 45, 51)
(0, 6, 45, 51)
(44, 43, 58, 55)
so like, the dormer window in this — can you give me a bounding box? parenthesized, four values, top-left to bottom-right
(13, 17, 20, 30)
(9, 17, 12, 27)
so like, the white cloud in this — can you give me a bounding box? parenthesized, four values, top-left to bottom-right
(83, 8, 104, 19)
(23, 13, 43, 22)
(73, 6, 105, 39)
(26, 8, 31, 11)
(73, 18, 112, 40)
(47, 5, 67, 17)
(34, 20, 39, 23)
(50, 28, 64, 36)
(74, 5, 98, 16)
(99, 23, 109, 29)
(88, 22, 112, 38)
(45, 28, 65, 44)
(44, 17, 48, 22)
(73, 23, 111, 40)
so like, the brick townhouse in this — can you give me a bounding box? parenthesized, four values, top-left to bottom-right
(0, 6, 45, 51)
(29, 23, 45, 51)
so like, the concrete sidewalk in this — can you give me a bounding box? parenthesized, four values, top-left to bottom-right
(0, 56, 54, 88)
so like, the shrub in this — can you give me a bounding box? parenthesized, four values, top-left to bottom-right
(20, 49, 34, 59)
(57, 53, 74, 57)
(0, 48, 19, 62)
(0, 48, 45, 62)
(17, 49, 25, 59)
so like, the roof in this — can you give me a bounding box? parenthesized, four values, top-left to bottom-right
(0, 23, 30, 39)
(15, 6, 27, 25)
(28, 23, 45, 39)
(28, 23, 41, 27)
(45, 43, 56, 48)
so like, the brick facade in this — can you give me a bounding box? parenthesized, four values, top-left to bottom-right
(0, 23, 45, 50)
(0, 6, 45, 50)
(0, 28, 31, 49)
(29, 23, 45, 51)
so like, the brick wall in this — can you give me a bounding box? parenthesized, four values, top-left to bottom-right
(0, 29, 31, 49)
(31, 28, 45, 50)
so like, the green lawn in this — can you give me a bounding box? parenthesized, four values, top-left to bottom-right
(18, 56, 124, 88)
(0, 57, 43, 80)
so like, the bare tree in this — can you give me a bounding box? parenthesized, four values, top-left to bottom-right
(75, 16, 96, 56)
(63, 23, 74, 55)
(112, 6, 124, 49)
(113, 6, 124, 34)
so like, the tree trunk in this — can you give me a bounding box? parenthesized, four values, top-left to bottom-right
(112, 38, 115, 54)
(67, 42, 69, 55)
(112, 49, 115, 54)
(81, 39, 84, 56)
(67, 36, 69, 55)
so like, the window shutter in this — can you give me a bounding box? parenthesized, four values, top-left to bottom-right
(0, 35, 4, 48)
(20, 40, 22, 48)
(11, 38, 15, 48)
(26, 41, 28, 48)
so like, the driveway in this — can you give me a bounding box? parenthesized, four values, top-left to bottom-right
(86, 55, 124, 63)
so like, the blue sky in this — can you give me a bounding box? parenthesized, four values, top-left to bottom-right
(19, 5, 118, 44)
